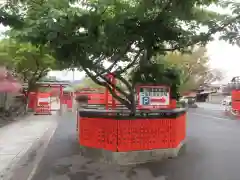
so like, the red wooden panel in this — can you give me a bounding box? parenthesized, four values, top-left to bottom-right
(79, 117, 118, 151)
(78, 113, 187, 152)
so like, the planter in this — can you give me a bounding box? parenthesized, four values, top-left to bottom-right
(78, 108, 186, 165)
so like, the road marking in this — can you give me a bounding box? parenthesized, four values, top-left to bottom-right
(199, 108, 224, 111)
(190, 112, 229, 121)
(26, 120, 58, 180)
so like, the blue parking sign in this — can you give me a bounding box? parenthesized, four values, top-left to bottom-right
(142, 97, 150, 105)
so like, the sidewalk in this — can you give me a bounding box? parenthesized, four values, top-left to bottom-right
(0, 113, 58, 179)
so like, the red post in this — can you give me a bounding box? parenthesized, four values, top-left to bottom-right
(49, 85, 52, 111)
(111, 76, 116, 109)
(60, 85, 63, 102)
(105, 88, 109, 110)
(59, 85, 63, 113)
(105, 73, 116, 110)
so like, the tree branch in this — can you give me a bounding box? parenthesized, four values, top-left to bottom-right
(98, 72, 130, 98)
(162, 14, 240, 52)
(82, 66, 131, 108)
(86, 56, 133, 99)
(92, 43, 134, 76)
(115, 49, 143, 75)
(115, 75, 132, 95)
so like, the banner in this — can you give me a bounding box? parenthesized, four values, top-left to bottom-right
(35, 93, 51, 115)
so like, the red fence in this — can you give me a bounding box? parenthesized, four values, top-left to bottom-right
(75, 92, 121, 106)
(28, 90, 177, 111)
(28, 92, 37, 109)
(75, 92, 176, 108)
(232, 90, 240, 111)
(78, 112, 186, 152)
(61, 93, 73, 109)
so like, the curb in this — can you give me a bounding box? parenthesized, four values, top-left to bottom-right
(1, 118, 58, 180)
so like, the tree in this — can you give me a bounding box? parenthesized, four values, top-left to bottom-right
(0, 0, 239, 113)
(0, 39, 56, 106)
(130, 60, 182, 100)
(158, 47, 224, 93)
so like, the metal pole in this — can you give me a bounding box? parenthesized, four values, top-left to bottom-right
(72, 69, 75, 81)
(59, 85, 63, 115)
(72, 69, 75, 113)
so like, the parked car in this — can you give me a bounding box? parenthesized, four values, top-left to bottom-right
(221, 96, 231, 105)
(179, 96, 196, 104)
(179, 96, 189, 104)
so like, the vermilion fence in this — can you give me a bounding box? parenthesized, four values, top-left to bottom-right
(78, 110, 186, 152)
(232, 90, 240, 111)
(28, 89, 177, 112)
(75, 92, 121, 106)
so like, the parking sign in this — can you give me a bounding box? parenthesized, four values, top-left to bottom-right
(137, 85, 170, 109)
(142, 97, 150, 105)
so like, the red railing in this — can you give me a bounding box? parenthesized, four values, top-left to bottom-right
(28, 90, 177, 111)
(79, 112, 186, 152)
(75, 92, 121, 106)
(232, 90, 240, 111)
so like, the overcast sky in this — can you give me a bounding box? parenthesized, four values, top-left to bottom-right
(48, 39, 240, 83)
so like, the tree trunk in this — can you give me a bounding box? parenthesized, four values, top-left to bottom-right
(22, 90, 29, 114)
(129, 84, 136, 116)
(3, 92, 8, 111)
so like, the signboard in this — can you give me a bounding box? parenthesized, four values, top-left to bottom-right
(137, 85, 170, 109)
(35, 93, 51, 115)
(38, 97, 51, 105)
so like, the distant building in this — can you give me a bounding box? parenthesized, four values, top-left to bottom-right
(194, 76, 240, 103)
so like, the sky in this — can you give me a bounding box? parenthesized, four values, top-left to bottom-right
(0, 4, 240, 84)
(47, 40, 240, 84)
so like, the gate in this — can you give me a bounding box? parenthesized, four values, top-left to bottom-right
(26, 82, 71, 115)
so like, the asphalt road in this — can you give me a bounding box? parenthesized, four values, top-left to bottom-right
(15, 107, 240, 180)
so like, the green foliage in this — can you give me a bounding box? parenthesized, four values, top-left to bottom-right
(131, 46, 224, 99)
(218, 1, 240, 46)
(131, 61, 182, 100)
(0, 0, 238, 111)
(159, 47, 223, 92)
(6, 0, 226, 56)
(0, 39, 56, 91)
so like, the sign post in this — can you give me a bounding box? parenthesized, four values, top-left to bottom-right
(137, 85, 170, 110)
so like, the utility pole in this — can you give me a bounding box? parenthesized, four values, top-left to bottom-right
(72, 69, 75, 82)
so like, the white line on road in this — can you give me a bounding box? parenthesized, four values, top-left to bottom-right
(190, 112, 230, 121)
(198, 108, 224, 111)
(27, 120, 58, 180)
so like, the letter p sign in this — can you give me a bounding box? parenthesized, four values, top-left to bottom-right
(142, 97, 150, 105)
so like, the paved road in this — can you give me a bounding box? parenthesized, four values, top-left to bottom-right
(12, 108, 240, 180)
(197, 102, 225, 111)
(196, 102, 225, 111)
